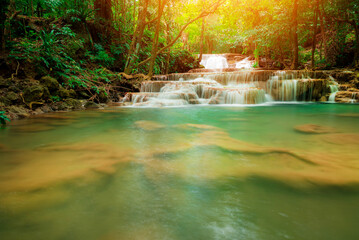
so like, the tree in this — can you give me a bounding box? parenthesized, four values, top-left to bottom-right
(291, 0, 299, 69)
(147, 0, 169, 77)
(311, 0, 319, 68)
(137, 0, 226, 76)
(124, 0, 150, 74)
(0, 0, 10, 51)
(94, 0, 113, 22)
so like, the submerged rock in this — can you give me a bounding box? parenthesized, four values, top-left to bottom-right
(294, 124, 337, 134)
(135, 120, 165, 130)
(323, 133, 359, 145)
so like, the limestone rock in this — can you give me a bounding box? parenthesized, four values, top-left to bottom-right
(23, 85, 50, 102)
(319, 96, 327, 102)
(0, 77, 11, 88)
(64, 98, 84, 110)
(40, 76, 60, 91)
(294, 124, 337, 134)
(84, 101, 100, 109)
(6, 91, 19, 103)
(57, 87, 71, 99)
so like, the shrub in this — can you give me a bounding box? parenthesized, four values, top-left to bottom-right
(0, 111, 10, 125)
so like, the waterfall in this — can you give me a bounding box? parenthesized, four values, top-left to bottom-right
(124, 70, 332, 107)
(349, 92, 358, 103)
(328, 76, 339, 103)
(267, 77, 298, 101)
(235, 57, 254, 69)
(202, 56, 229, 69)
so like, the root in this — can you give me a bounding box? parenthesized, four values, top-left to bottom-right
(20, 93, 44, 110)
(11, 61, 20, 80)
(118, 72, 151, 80)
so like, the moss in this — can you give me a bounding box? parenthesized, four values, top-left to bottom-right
(84, 101, 100, 109)
(57, 87, 71, 99)
(40, 76, 60, 92)
(64, 98, 84, 110)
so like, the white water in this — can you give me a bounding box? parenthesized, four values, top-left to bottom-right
(235, 57, 254, 69)
(124, 71, 333, 107)
(328, 76, 339, 102)
(201, 56, 229, 69)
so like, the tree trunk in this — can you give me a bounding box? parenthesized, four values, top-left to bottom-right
(165, 22, 171, 74)
(354, 21, 359, 68)
(136, 0, 225, 72)
(198, 17, 205, 63)
(148, 0, 167, 77)
(0, 0, 10, 51)
(124, 0, 149, 74)
(311, 0, 319, 69)
(94, 0, 113, 22)
(291, 0, 299, 70)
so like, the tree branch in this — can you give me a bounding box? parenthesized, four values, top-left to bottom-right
(137, 0, 226, 68)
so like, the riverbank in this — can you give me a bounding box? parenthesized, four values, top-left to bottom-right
(1, 68, 359, 121)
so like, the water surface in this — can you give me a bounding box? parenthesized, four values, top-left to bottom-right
(0, 104, 359, 240)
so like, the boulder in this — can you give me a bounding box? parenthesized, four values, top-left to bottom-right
(7, 106, 31, 119)
(40, 76, 60, 91)
(57, 87, 71, 99)
(84, 101, 100, 109)
(23, 85, 50, 102)
(64, 98, 84, 110)
(0, 77, 11, 88)
(50, 101, 70, 111)
(7, 91, 19, 103)
(319, 96, 327, 102)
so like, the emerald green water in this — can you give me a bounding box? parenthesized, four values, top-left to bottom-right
(0, 104, 359, 240)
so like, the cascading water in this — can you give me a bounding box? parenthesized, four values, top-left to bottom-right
(201, 55, 229, 69)
(235, 57, 254, 69)
(124, 70, 332, 107)
(328, 76, 339, 102)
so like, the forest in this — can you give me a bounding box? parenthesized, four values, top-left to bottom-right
(1, 1, 359, 239)
(0, 0, 358, 119)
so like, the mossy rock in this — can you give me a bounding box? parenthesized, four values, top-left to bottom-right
(56, 87, 71, 99)
(8, 106, 30, 118)
(50, 101, 70, 111)
(0, 96, 11, 106)
(0, 77, 11, 88)
(84, 101, 100, 109)
(7, 91, 19, 102)
(40, 76, 60, 92)
(23, 85, 50, 102)
(64, 98, 84, 110)
(68, 89, 77, 98)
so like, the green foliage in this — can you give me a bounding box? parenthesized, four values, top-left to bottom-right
(86, 44, 115, 68)
(10, 25, 79, 76)
(298, 46, 311, 64)
(168, 50, 199, 74)
(0, 111, 10, 125)
(50, 96, 61, 102)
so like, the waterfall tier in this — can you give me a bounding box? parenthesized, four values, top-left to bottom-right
(122, 70, 342, 107)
